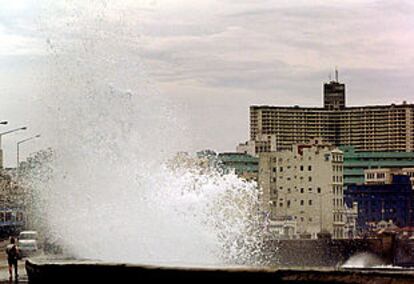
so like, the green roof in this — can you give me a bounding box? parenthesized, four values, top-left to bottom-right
(341, 146, 414, 159)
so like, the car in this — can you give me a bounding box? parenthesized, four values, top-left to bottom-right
(18, 231, 39, 257)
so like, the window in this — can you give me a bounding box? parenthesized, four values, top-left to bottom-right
(272, 167, 277, 172)
(301, 200, 304, 206)
(308, 187, 312, 192)
(287, 200, 291, 208)
(279, 203, 283, 207)
(300, 165, 304, 171)
(309, 200, 312, 206)
(280, 167, 283, 172)
(300, 188, 304, 193)
(308, 176, 312, 182)
(317, 187, 321, 193)
(308, 165, 312, 171)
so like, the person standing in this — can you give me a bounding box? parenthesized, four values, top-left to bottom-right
(5, 237, 19, 280)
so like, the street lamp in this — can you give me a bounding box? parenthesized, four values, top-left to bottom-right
(16, 134, 40, 231)
(0, 126, 27, 169)
(17, 134, 41, 169)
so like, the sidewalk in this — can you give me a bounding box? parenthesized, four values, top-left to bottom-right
(0, 262, 27, 283)
(0, 240, 28, 282)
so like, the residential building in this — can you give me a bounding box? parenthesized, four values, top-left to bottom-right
(364, 168, 414, 188)
(342, 146, 414, 187)
(247, 77, 414, 154)
(237, 134, 277, 156)
(217, 152, 258, 182)
(344, 175, 414, 234)
(266, 216, 297, 239)
(259, 139, 345, 239)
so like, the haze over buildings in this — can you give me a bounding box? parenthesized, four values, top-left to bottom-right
(1, 1, 414, 166)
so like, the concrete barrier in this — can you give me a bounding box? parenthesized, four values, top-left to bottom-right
(26, 259, 414, 283)
(264, 238, 393, 266)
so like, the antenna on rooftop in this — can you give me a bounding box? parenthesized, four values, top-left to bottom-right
(335, 66, 339, 82)
(328, 72, 332, 82)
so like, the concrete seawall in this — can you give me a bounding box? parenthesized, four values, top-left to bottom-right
(265, 238, 393, 266)
(25, 260, 414, 283)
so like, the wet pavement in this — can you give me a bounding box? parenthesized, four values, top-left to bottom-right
(0, 262, 28, 284)
(0, 241, 27, 283)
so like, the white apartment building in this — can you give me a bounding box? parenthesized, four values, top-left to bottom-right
(259, 139, 345, 239)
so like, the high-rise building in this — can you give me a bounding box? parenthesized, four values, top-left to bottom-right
(247, 75, 414, 154)
(258, 139, 345, 239)
(324, 70, 345, 110)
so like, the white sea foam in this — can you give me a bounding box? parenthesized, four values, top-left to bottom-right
(26, 1, 267, 266)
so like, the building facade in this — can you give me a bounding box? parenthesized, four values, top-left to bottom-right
(217, 152, 258, 181)
(248, 79, 414, 154)
(342, 146, 414, 187)
(344, 175, 414, 233)
(364, 168, 414, 187)
(259, 139, 345, 239)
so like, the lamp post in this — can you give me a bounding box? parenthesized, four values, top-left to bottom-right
(17, 134, 41, 169)
(0, 127, 27, 169)
(16, 134, 40, 230)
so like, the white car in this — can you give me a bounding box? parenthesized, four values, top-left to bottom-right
(18, 231, 39, 257)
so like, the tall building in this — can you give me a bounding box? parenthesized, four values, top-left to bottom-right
(259, 139, 345, 239)
(324, 70, 345, 110)
(341, 146, 414, 187)
(248, 75, 414, 154)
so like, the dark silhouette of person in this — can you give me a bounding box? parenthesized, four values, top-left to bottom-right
(5, 237, 19, 280)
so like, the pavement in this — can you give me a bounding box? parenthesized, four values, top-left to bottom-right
(0, 240, 28, 283)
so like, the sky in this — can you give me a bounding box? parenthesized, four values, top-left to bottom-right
(0, 0, 414, 167)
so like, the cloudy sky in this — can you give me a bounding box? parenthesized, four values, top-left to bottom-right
(1, 0, 414, 167)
